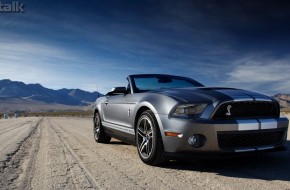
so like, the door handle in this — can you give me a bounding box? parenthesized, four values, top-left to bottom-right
(105, 101, 109, 105)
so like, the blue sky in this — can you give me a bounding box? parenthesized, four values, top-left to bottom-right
(0, 0, 290, 95)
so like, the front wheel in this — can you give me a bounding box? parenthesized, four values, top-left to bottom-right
(94, 112, 111, 143)
(136, 110, 167, 165)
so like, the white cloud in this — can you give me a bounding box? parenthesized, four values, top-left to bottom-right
(227, 56, 290, 94)
(0, 39, 145, 93)
(0, 40, 76, 81)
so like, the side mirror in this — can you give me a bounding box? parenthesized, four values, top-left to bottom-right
(106, 87, 127, 95)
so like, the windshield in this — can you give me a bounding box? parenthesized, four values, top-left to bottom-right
(131, 75, 204, 92)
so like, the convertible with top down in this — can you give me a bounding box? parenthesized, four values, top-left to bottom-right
(93, 74, 289, 165)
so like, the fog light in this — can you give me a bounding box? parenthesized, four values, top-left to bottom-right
(188, 136, 197, 146)
(188, 134, 206, 148)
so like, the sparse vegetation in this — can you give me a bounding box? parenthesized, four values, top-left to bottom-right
(0, 110, 94, 118)
(22, 110, 94, 117)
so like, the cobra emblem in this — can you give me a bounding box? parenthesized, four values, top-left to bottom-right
(226, 105, 232, 116)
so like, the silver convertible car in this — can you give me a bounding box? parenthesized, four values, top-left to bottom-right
(93, 74, 289, 165)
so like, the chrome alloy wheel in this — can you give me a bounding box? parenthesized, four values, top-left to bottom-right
(137, 115, 154, 159)
(94, 114, 100, 140)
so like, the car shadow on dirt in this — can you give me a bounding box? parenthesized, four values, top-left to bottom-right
(109, 141, 128, 145)
(109, 139, 129, 145)
(160, 141, 290, 182)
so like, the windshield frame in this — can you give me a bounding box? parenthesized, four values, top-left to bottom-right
(128, 74, 204, 93)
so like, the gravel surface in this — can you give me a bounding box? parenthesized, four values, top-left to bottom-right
(0, 117, 289, 190)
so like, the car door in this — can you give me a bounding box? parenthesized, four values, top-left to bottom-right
(122, 94, 137, 128)
(102, 93, 137, 130)
(102, 94, 127, 126)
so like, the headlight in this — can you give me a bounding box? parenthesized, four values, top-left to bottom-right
(172, 104, 207, 118)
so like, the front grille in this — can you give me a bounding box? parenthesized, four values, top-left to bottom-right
(217, 129, 286, 150)
(212, 101, 279, 119)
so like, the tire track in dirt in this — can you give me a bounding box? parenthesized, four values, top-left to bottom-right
(47, 119, 102, 190)
(29, 118, 78, 190)
(0, 120, 35, 136)
(51, 118, 207, 189)
(52, 118, 214, 189)
(50, 118, 189, 190)
(0, 120, 40, 156)
(0, 118, 42, 190)
(51, 119, 147, 190)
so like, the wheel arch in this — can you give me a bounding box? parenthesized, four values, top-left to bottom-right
(94, 108, 100, 115)
(133, 103, 165, 141)
(93, 108, 102, 122)
(134, 106, 150, 130)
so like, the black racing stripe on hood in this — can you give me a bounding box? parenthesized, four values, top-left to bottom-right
(215, 89, 255, 101)
(213, 88, 273, 101)
(195, 88, 235, 102)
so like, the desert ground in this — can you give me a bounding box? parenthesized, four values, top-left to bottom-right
(0, 116, 289, 190)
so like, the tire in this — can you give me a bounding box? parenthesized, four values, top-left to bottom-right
(136, 110, 167, 165)
(94, 112, 111, 143)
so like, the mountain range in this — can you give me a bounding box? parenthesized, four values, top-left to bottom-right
(0, 79, 102, 106)
(273, 94, 290, 111)
(0, 79, 289, 113)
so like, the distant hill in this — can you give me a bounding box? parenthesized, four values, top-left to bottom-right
(0, 97, 89, 113)
(273, 94, 290, 111)
(0, 79, 102, 106)
(57, 88, 100, 103)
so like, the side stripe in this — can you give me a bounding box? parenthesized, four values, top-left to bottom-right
(102, 121, 135, 135)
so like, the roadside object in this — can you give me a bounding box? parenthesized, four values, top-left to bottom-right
(3, 114, 8, 119)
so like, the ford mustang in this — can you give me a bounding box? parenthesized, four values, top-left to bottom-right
(93, 74, 289, 165)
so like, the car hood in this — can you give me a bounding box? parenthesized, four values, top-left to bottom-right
(154, 87, 274, 103)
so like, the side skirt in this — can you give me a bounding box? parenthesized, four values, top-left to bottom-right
(105, 129, 136, 146)
(102, 121, 136, 145)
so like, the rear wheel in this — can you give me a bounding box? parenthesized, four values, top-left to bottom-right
(136, 110, 167, 165)
(94, 112, 111, 143)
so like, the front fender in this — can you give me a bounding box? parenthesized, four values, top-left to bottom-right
(94, 97, 107, 120)
(131, 93, 178, 142)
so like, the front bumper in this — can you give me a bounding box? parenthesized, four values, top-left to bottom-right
(157, 114, 289, 153)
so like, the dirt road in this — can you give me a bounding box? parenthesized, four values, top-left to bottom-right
(0, 117, 289, 190)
